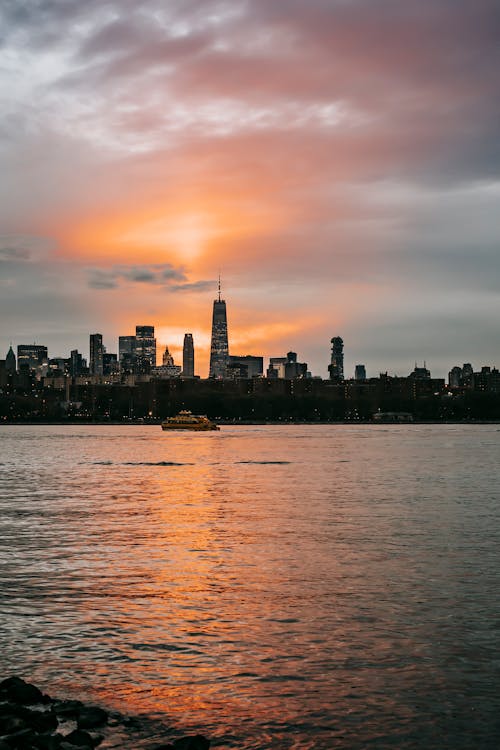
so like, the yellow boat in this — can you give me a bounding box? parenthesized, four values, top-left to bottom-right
(161, 410, 220, 431)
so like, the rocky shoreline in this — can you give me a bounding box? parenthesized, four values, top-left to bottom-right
(0, 677, 210, 750)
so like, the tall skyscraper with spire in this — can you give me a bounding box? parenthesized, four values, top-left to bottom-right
(209, 278, 229, 378)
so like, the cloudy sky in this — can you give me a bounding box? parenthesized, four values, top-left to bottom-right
(1, 0, 499, 378)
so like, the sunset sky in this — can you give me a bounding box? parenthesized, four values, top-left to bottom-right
(1, 0, 499, 378)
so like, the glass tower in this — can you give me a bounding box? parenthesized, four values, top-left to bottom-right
(182, 333, 195, 377)
(209, 282, 229, 378)
(328, 336, 344, 381)
(89, 334, 104, 375)
(135, 325, 156, 368)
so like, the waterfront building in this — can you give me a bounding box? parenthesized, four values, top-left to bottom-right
(267, 352, 308, 379)
(89, 334, 104, 375)
(17, 344, 48, 373)
(135, 325, 156, 368)
(151, 364, 181, 378)
(48, 358, 67, 375)
(5, 346, 16, 373)
(409, 363, 431, 379)
(162, 346, 174, 366)
(328, 337, 344, 381)
(228, 355, 264, 379)
(182, 333, 195, 377)
(462, 363, 473, 378)
(103, 352, 119, 375)
(267, 357, 288, 379)
(355, 364, 366, 381)
(119, 336, 136, 362)
(209, 282, 229, 378)
(448, 366, 462, 388)
(70, 350, 86, 377)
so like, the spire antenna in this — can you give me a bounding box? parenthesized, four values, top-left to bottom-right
(218, 273, 221, 302)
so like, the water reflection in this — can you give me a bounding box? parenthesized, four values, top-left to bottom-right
(1, 425, 500, 748)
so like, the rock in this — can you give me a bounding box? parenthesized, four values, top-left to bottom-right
(52, 700, 84, 720)
(31, 734, 63, 750)
(172, 736, 210, 750)
(26, 710, 59, 733)
(0, 677, 44, 705)
(2, 727, 38, 748)
(76, 708, 107, 730)
(63, 730, 96, 748)
(0, 716, 28, 735)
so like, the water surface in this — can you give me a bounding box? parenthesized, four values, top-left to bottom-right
(1, 424, 499, 748)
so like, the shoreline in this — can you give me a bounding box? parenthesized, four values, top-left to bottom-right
(0, 676, 210, 750)
(1, 419, 500, 426)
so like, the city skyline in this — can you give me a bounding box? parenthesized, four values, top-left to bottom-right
(1, 1, 499, 377)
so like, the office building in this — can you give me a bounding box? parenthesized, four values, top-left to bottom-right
(228, 355, 264, 379)
(135, 325, 156, 368)
(267, 352, 308, 379)
(328, 337, 344, 381)
(17, 344, 48, 373)
(103, 352, 119, 375)
(182, 333, 195, 377)
(355, 364, 366, 381)
(119, 336, 136, 362)
(5, 346, 16, 373)
(209, 282, 229, 378)
(89, 334, 104, 375)
(70, 350, 86, 377)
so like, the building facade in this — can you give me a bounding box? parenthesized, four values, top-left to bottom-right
(17, 344, 48, 373)
(135, 325, 156, 368)
(355, 364, 366, 381)
(209, 293, 229, 378)
(89, 334, 104, 375)
(228, 355, 264, 379)
(328, 337, 344, 381)
(182, 333, 195, 377)
(5, 346, 16, 373)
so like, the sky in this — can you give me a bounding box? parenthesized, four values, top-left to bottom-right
(1, 0, 499, 379)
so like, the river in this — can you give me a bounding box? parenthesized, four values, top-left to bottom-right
(1, 424, 499, 748)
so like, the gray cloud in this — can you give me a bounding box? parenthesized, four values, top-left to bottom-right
(1, 1, 500, 375)
(87, 264, 194, 289)
(170, 280, 216, 293)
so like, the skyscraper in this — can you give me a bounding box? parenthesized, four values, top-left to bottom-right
(328, 337, 344, 381)
(5, 346, 16, 373)
(355, 364, 366, 381)
(89, 333, 104, 375)
(17, 344, 48, 373)
(135, 325, 156, 368)
(209, 281, 229, 378)
(182, 333, 195, 377)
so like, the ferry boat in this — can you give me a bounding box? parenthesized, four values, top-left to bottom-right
(161, 410, 220, 431)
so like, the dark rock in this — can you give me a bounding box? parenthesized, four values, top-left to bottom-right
(52, 701, 84, 720)
(76, 708, 107, 730)
(0, 677, 44, 705)
(26, 710, 59, 733)
(0, 716, 28, 735)
(0, 705, 28, 718)
(63, 730, 96, 748)
(2, 727, 38, 748)
(172, 736, 210, 750)
(31, 734, 63, 750)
